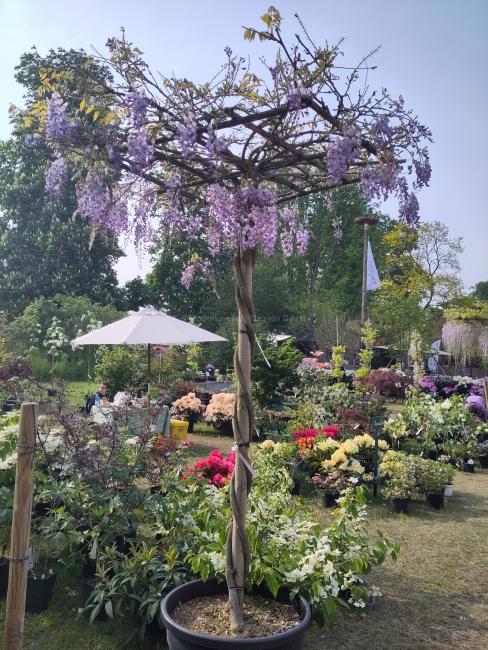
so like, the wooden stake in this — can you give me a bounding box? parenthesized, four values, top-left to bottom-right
(4, 403, 37, 650)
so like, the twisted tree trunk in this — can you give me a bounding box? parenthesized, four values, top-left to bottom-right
(226, 246, 256, 633)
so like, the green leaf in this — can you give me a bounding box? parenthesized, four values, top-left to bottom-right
(105, 600, 113, 619)
(324, 597, 337, 616)
(90, 602, 103, 624)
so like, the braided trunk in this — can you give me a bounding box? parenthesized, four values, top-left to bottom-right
(226, 246, 256, 633)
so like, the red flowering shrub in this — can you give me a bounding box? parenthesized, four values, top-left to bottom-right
(187, 449, 236, 488)
(292, 426, 339, 441)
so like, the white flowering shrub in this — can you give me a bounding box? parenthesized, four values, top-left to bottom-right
(184, 445, 398, 626)
(0, 411, 19, 485)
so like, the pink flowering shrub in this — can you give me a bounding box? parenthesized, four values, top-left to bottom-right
(292, 426, 339, 441)
(171, 392, 204, 420)
(188, 449, 236, 488)
(204, 393, 235, 428)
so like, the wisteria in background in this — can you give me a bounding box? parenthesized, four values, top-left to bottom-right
(332, 215, 343, 242)
(442, 320, 488, 366)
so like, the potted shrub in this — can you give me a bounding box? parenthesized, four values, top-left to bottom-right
(463, 458, 476, 473)
(310, 471, 354, 508)
(204, 393, 235, 435)
(171, 392, 205, 432)
(419, 460, 454, 510)
(25, 535, 57, 613)
(383, 477, 415, 514)
(478, 441, 488, 469)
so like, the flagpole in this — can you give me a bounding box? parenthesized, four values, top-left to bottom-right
(355, 216, 378, 323)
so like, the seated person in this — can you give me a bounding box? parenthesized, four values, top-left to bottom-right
(85, 382, 110, 414)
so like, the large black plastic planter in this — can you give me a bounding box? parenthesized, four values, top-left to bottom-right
(26, 572, 56, 613)
(463, 461, 475, 473)
(479, 455, 488, 469)
(323, 492, 340, 508)
(161, 579, 311, 650)
(391, 497, 410, 514)
(0, 559, 9, 599)
(426, 493, 444, 510)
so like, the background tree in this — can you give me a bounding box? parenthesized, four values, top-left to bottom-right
(0, 48, 122, 317)
(0, 139, 122, 316)
(370, 223, 433, 352)
(118, 277, 155, 311)
(7, 294, 121, 379)
(413, 221, 464, 307)
(471, 281, 488, 301)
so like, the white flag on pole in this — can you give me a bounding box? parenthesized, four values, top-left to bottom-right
(366, 241, 381, 290)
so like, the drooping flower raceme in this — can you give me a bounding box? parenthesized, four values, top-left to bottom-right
(76, 170, 129, 235)
(177, 118, 197, 158)
(327, 126, 362, 182)
(123, 90, 150, 127)
(45, 156, 69, 200)
(127, 128, 154, 170)
(45, 92, 70, 142)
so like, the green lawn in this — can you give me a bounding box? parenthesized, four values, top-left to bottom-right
(66, 380, 93, 408)
(2, 433, 487, 650)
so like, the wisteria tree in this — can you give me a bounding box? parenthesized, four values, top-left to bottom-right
(20, 6, 432, 632)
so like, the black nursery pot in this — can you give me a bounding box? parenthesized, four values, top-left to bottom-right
(463, 461, 475, 473)
(26, 572, 56, 613)
(479, 455, 488, 469)
(323, 492, 340, 508)
(426, 493, 444, 510)
(0, 559, 9, 599)
(291, 478, 301, 496)
(161, 579, 311, 650)
(391, 497, 410, 514)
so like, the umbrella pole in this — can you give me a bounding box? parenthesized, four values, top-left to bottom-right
(147, 344, 151, 397)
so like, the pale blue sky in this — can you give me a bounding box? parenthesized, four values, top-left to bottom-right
(1, 0, 487, 288)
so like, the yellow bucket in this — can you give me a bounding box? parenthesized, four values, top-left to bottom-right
(170, 419, 189, 441)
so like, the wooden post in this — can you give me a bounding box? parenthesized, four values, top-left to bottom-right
(4, 403, 37, 650)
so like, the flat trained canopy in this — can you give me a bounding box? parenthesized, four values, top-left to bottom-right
(71, 306, 227, 347)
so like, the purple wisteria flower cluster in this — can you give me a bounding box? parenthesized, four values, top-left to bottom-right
(177, 118, 197, 158)
(287, 83, 310, 110)
(45, 156, 69, 200)
(326, 126, 361, 182)
(45, 92, 70, 141)
(123, 90, 150, 127)
(127, 128, 154, 170)
(76, 171, 128, 235)
(181, 258, 214, 288)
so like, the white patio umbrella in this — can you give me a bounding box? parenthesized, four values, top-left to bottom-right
(71, 306, 226, 391)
